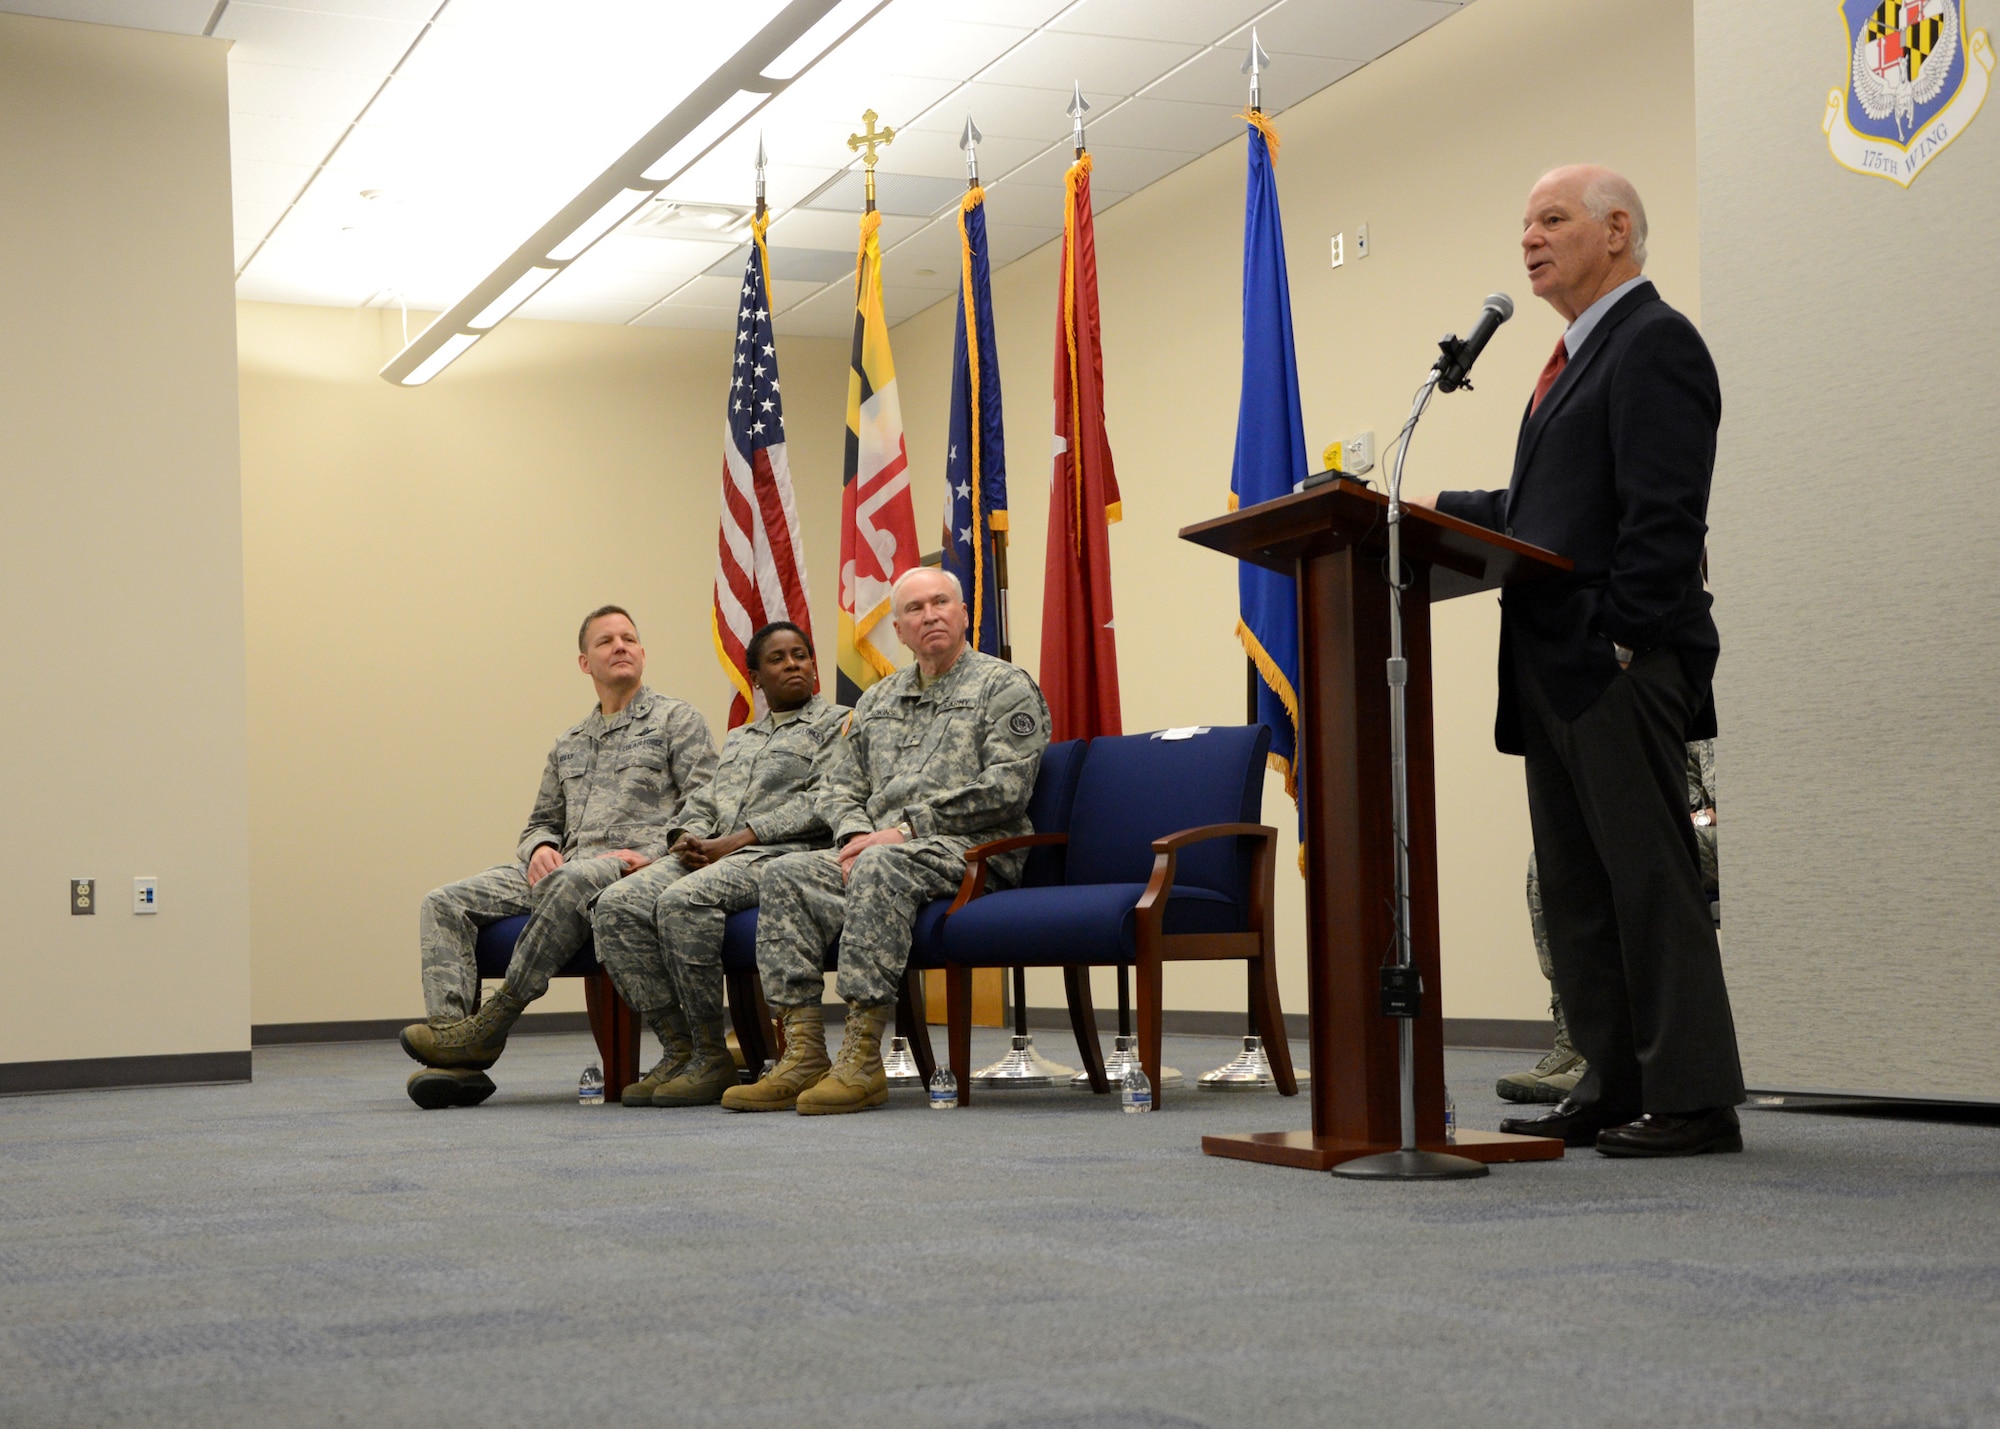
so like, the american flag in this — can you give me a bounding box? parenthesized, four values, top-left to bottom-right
(711, 227, 813, 728)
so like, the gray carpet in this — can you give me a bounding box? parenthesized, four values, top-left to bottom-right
(2, 1029, 1997, 1428)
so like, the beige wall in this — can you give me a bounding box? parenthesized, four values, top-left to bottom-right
(237, 303, 852, 1024)
(1696, 0, 2000, 1096)
(891, 0, 1700, 1022)
(0, 16, 250, 1065)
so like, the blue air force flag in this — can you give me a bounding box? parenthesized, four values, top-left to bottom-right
(1229, 116, 1305, 802)
(942, 186, 1010, 656)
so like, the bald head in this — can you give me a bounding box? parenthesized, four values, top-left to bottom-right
(1521, 165, 1648, 322)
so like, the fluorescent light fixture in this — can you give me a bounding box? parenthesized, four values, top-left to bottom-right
(547, 189, 654, 262)
(380, 0, 888, 387)
(760, 0, 883, 80)
(400, 333, 479, 386)
(467, 265, 559, 330)
(640, 90, 766, 183)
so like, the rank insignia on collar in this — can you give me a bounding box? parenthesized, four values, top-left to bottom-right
(1825, 0, 1992, 186)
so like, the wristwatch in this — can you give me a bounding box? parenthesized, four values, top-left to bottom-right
(1613, 642, 1634, 664)
(894, 820, 915, 840)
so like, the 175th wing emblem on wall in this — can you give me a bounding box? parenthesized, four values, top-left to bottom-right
(1825, 0, 1993, 185)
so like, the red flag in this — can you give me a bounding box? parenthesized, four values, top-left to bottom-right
(1040, 153, 1123, 742)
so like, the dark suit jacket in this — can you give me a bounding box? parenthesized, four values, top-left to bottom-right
(1437, 281, 1721, 755)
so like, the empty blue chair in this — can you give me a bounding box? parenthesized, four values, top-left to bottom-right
(941, 725, 1298, 1108)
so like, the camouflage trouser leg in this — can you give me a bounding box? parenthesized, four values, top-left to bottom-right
(756, 844, 959, 1008)
(505, 856, 626, 1003)
(659, 855, 766, 1031)
(420, 864, 533, 1021)
(1526, 851, 1576, 1060)
(593, 857, 695, 1020)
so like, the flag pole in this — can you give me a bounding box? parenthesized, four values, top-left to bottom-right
(1205, 29, 1289, 1095)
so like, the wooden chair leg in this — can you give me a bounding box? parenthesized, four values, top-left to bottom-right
(1064, 966, 1109, 1093)
(1135, 954, 1165, 1110)
(1248, 952, 1299, 1096)
(584, 971, 641, 1102)
(947, 965, 974, 1106)
(726, 968, 769, 1075)
(897, 969, 938, 1085)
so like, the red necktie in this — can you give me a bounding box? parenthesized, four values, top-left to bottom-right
(1531, 335, 1568, 414)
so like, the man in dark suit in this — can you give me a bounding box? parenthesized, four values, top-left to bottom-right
(1415, 165, 1745, 1157)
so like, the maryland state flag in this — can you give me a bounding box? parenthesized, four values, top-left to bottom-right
(836, 209, 920, 704)
(941, 184, 1009, 657)
(1040, 154, 1122, 741)
(1229, 114, 1305, 800)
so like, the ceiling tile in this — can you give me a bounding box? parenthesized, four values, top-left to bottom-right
(1047, 0, 1276, 46)
(1084, 95, 1246, 154)
(873, 123, 1042, 182)
(231, 199, 289, 243)
(768, 278, 834, 311)
(628, 304, 736, 332)
(1142, 44, 1358, 110)
(764, 206, 923, 253)
(884, 286, 951, 325)
(1004, 141, 1200, 193)
(0, 0, 212, 34)
(922, 0, 1073, 27)
(214, 3, 422, 75)
(232, 157, 317, 207)
(588, 232, 745, 279)
(514, 293, 649, 325)
(665, 274, 753, 309)
(243, 0, 444, 18)
(1249, 0, 1460, 62)
(230, 111, 345, 168)
(228, 61, 386, 122)
(983, 220, 1058, 267)
(977, 179, 1067, 230)
(862, 14, 1029, 81)
(904, 80, 1076, 143)
(536, 260, 673, 306)
(975, 28, 1203, 99)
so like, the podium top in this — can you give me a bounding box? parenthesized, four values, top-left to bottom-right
(1179, 479, 1571, 602)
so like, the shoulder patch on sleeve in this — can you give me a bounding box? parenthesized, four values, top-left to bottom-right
(1008, 710, 1037, 737)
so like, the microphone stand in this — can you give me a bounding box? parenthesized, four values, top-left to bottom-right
(1333, 355, 1489, 1182)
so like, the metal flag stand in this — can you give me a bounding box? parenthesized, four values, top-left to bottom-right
(1331, 323, 1495, 1182)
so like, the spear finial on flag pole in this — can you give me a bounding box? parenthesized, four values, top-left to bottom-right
(754, 132, 768, 221)
(959, 114, 982, 188)
(847, 108, 895, 214)
(1241, 27, 1271, 113)
(1067, 82, 1090, 158)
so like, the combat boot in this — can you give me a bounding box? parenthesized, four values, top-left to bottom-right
(622, 1007, 693, 1106)
(1495, 1046, 1586, 1104)
(796, 1002, 892, 1116)
(399, 985, 527, 1070)
(406, 1066, 496, 1110)
(719, 1005, 829, 1112)
(652, 1016, 737, 1107)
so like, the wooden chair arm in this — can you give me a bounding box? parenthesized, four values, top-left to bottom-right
(1135, 823, 1277, 924)
(948, 832, 1071, 913)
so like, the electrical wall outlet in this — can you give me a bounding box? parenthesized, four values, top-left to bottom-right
(71, 878, 95, 915)
(1355, 223, 1370, 258)
(1344, 431, 1377, 475)
(134, 877, 158, 914)
(1330, 233, 1344, 269)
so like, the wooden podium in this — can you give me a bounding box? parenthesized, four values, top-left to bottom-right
(1180, 480, 1571, 1171)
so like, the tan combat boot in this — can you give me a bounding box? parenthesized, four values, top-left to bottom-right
(398, 986, 527, 1070)
(719, 1005, 829, 1112)
(796, 1002, 892, 1116)
(652, 1016, 738, 1107)
(622, 1007, 693, 1106)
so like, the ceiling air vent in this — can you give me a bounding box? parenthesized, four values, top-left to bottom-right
(799, 170, 967, 218)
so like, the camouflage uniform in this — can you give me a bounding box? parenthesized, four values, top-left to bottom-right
(593, 695, 848, 1029)
(755, 649, 1050, 1009)
(418, 687, 717, 1019)
(1527, 738, 1718, 1063)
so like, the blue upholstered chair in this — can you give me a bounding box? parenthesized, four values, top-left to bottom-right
(941, 725, 1298, 1109)
(472, 918, 641, 1097)
(718, 738, 1090, 1082)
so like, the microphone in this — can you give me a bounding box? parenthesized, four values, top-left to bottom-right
(1433, 292, 1514, 393)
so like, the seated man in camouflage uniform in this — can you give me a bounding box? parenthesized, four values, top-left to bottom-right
(1499, 739, 1720, 1103)
(400, 605, 718, 1109)
(592, 622, 847, 1109)
(723, 566, 1050, 1116)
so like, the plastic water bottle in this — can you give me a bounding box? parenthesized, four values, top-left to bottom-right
(578, 1062, 604, 1105)
(928, 1067, 958, 1109)
(1443, 1089, 1457, 1143)
(1121, 1062, 1153, 1114)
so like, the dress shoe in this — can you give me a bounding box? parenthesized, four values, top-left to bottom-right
(1498, 1097, 1632, 1147)
(1596, 1107, 1743, 1158)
